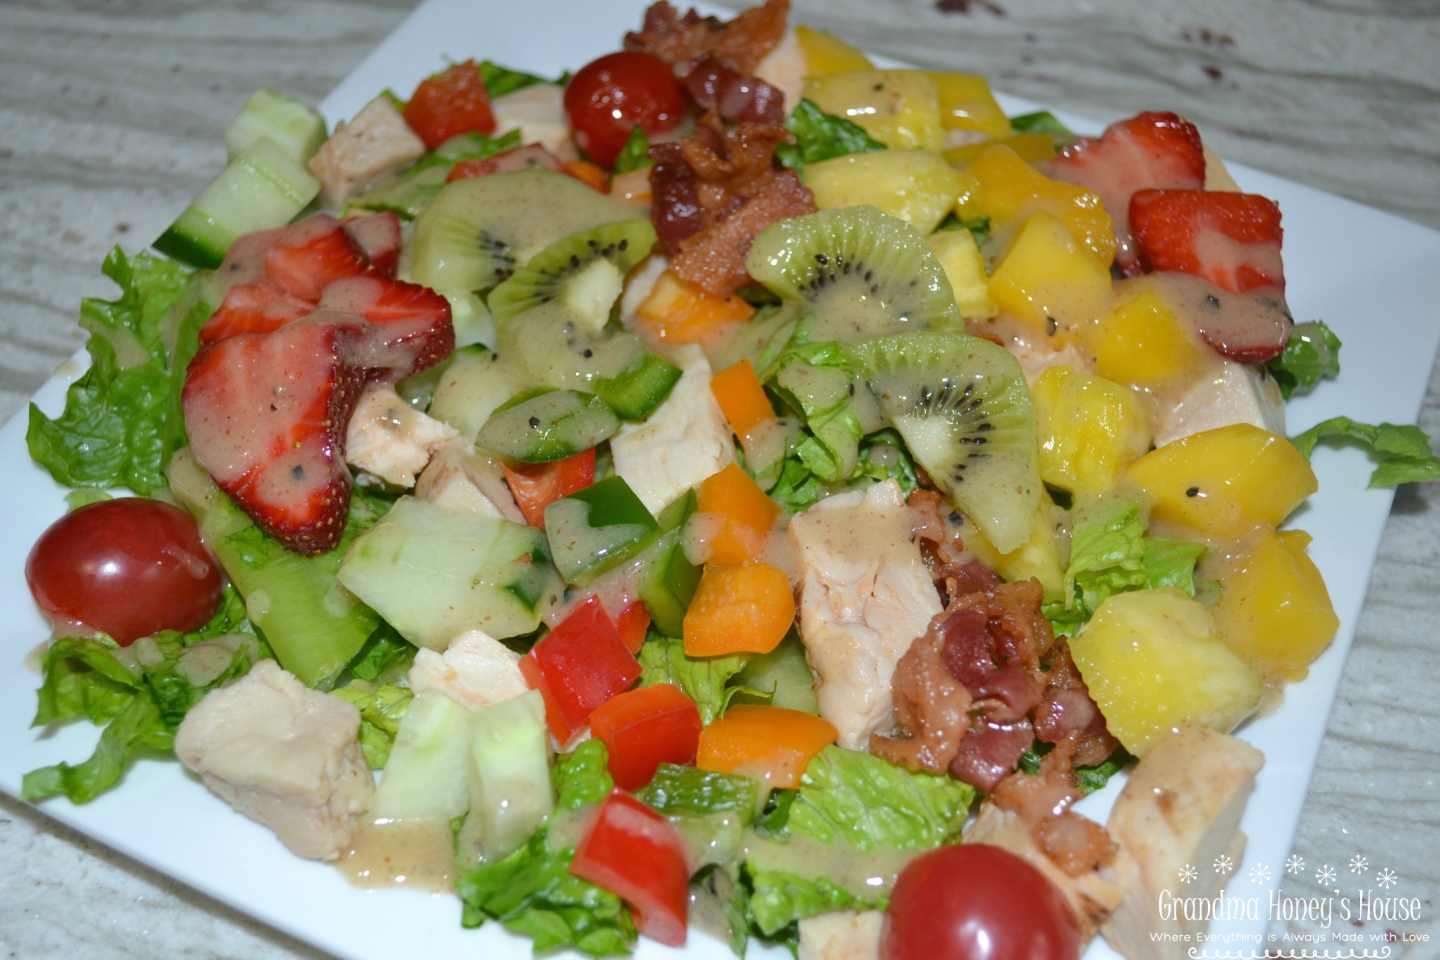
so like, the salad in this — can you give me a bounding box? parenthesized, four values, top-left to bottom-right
(16, 1, 1440, 959)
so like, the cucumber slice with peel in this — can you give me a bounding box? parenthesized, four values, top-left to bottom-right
(475, 389, 620, 463)
(370, 691, 470, 821)
(224, 88, 327, 164)
(545, 475, 659, 586)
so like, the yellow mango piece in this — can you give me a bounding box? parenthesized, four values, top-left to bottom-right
(1070, 588, 1264, 757)
(944, 132, 1055, 166)
(954, 144, 1116, 265)
(806, 150, 965, 234)
(927, 72, 1012, 140)
(1031, 366, 1152, 494)
(963, 499, 1065, 602)
(1089, 289, 1206, 388)
(801, 69, 945, 151)
(987, 212, 1113, 341)
(1124, 423, 1318, 541)
(795, 24, 873, 75)
(1213, 528, 1339, 682)
(927, 229, 997, 320)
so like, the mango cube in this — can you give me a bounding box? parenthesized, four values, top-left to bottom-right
(1124, 423, 1318, 541)
(806, 150, 965, 234)
(1070, 588, 1264, 757)
(1089, 288, 1205, 388)
(988, 212, 1113, 341)
(801, 69, 945, 151)
(795, 24, 873, 75)
(945, 132, 1056, 166)
(927, 72, 1012, 140)
(1031, 366, 1152, 494)
(955, 144, 1116, 266)
(927, 229, 997, 320)
(1213, 528, 1339, 682)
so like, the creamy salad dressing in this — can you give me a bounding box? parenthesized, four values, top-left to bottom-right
(337, 818, 458, 892)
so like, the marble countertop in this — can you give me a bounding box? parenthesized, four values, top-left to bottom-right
(1, 0, 1437, 957)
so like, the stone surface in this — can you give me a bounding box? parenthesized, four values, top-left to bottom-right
(2, 0, 1437, 957)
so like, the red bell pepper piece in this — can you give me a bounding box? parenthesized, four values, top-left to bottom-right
(521, 597, 641, 743)
(503, 448, 596, 529)
(609, 599, 651, 655)
(589, 683, 702, 791)
(570, 790, 690, 947)
(403, 60, 496, 150)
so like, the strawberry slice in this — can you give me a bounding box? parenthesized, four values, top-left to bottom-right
(317, 275, 455, 376)
(445, 144, 564, 183)
(200, 279, 312, 346)
(342, 212, 402, 278)
(262, 214, 372, 302)
(1048, 111, 1206, 273)
(183, 317, 370, 556)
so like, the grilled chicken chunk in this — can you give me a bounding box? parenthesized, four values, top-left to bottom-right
(307, 96, 426, 208)
(408, 628, 529, 709)
(345, 383, 458, 489)
(797, 910, 884, 960)
(1152, 359, 1285, 448)
(413, 438, 524, 522)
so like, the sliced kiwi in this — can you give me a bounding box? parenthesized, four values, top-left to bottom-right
(745, 205, 962, 344)
(489, 220, 657, 330)
(847, 331, 1040, 554)
(475, 389, 621, 463)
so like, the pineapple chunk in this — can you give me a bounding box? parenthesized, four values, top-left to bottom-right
(963, 498, 1066, 602)
(801, 69, 945, 151)
(927, 72, 1012, 140)
(806, 151, 965, 234)
(1070, 588, 1264, 757)
(955, 144, 1116, 266)
(1032, 366, 1151, 495)
(1088, 289, 1206, 389)
(1124, 423, 1317, 541)
(1212, 528, 1339, 682)
(927, 229, 997, 320)
(988, 212, 1113, 342)
(945, 132, 1055, 166)
(795, 24, 873, 75)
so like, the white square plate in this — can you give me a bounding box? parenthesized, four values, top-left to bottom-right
(2, 1, 1438, 958)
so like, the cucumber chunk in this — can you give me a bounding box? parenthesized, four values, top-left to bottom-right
(545, 475, 659, 586)
(154, 137, 320, 269)
(732, 629, 820, 714)
(458, 690, 553, 863)
(635, 490, 701, 637)
(427, 346, 524, 443)
(337, 497, 553, 649)
(475, 389, 620, 462)
(224, 88, 328, 165)
(370, 691, 471, 821)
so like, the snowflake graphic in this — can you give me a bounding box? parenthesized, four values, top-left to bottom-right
(1286, 855, 1306, 875)
(1376, 868, 1398, 889)
(1350, 855, 1370, 875)
(1179, 864, 1198, 884)
(1248, 862, 1271, 884)
(1214, 854, 1234, 875)
(1316, 864, 1336, 884)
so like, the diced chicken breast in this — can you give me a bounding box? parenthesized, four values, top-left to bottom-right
(797, 910, 885, 960)
(611, 344, 734, 515)
(414, 439, 525, 523)
(1152, 359, 1285, 448)
(490, 83, 578, 161)
(965, 803, 1128, 939)
(754, 28, 805, 114)
(307, 96, 426, 208)
(789, 479, 943, 750)
(345, 383, 459, 489)
(1008, 338, 1092, 386)
(174, 659, 374, 861)
(1100, 724, 1265, 960)
(408, 628, 529, 709)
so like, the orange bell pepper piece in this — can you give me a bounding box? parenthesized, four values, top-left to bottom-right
(683, 562, 795, 657)
(636, 270, 754, 348)
(697, 705, 837, 789)
(710, 359, 774, 437)
(562, 159, 611, 193)
(696, 463, 779, 566)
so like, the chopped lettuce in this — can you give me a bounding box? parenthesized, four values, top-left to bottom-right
(1142, 538, 1208, 594)
(22, 585, 264, 804)
(331, 682, 412, 768)
(771, 342, 869, 483)
(1076, 747, 1135, 793)
(777, 99, 887, 172)
(785, 746, 975, 851)
(411, 128, 523, 173)
(937, 213, 992, 246)
(642, 764, 759, 820)
(693, 865, 752, 957)
(554, 738, 614, 810)
(637, 635, 753, 725)
(1008, 110, 1072, 135)
(857, 429, 919, 493)
(612, 125, 653, 174)
(1291, 416, 1440, 487)
(768, 453, 826, 513)
(1266, 320, 1341, 399)
(478, 60, 559, 98)
(27, 248, 209, 495)
(345, 623, 415, 684)
(746, 871, 880, 937)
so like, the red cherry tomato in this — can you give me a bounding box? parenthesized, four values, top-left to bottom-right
(882, 844, 1081, 960)
(563, 51, 685, 167)
(26, 498, 225, 645)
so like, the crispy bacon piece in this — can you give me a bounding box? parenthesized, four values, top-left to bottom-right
(1034, 640, 1120, 768)
(624, 0, 789, 74)
(671, 169, 812, 295)
(990, 734, 1118, 879)
(870, 625, 972, 773)
(679, 55, 786, 125)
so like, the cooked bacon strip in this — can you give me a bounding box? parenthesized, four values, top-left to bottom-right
(870, 624, 973, 773)
(680, 55, 786, 125)
(670, 168, 812, 295)
(625, 0, 789, 74)
(1034, 640, 1120, 768)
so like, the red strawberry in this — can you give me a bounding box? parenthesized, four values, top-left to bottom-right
(317, 275, 455, 376)
(183, 317, 370, 556)
(1047, 111, 1206, 273)
(342, 212, 402, 278)
(200, 279, 311, 346)
(445, 144, 563, 184)
(262, 214, 372, 302)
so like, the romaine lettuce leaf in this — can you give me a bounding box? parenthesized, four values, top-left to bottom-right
(1063, 496, 1147, 613)
(777, 99, 887, 172)
(745, 870, 880, 936)
(1142, 538, 1207, 594)
(1291, 416, 1440, 487)
(637, 635, 752, 725)
(612, 125, 653, 174)
(554, 738, 614, 810)
(642, 764, 758, 820)
(478, 60, 558, 98)
(27, 249, 209, 495)
(1266, 320, 1341, 399)
(331, 682, 412, 768)
(345, 623, 415, 684)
